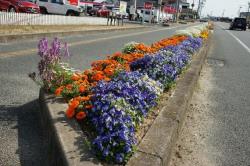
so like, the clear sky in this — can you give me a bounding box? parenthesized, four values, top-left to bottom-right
(187, 0, 250, 18)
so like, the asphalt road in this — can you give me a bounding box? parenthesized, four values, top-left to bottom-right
(0, 23, 198, 166)
(170, 22, 250, 166)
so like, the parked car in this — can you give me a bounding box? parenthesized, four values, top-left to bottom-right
(88, 6, 101, 16)
(229, 17, 247, 31)
(112, 7, 129, 18)
(96, 7, 110, 17)
(0, 0, 40, 13)
(199, 18, 208, 22)
(36, 0, 83, 16)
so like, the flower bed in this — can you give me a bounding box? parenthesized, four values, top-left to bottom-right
(31, 23, 210, 164)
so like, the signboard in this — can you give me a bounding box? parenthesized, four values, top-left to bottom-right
(68, 0, 78, 6)
(129, 5, 136, 14)
(144, 2, 153, 9)
(164, 5, 177, 14)
(119, 1, 127, 15)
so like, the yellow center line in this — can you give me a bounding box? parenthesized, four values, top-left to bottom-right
(0, 23, 199, 58)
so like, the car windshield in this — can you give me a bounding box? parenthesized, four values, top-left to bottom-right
(22, 0, 36, 2)
(234, 18, 246, 23)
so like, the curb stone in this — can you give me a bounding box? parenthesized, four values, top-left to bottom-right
(0, 26, 147, 43)
(39, 91, 101, 166)
(127, 35, 212, 166)
(39, 35, 212, 166)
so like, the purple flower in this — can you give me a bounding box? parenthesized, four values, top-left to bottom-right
(115, 153, 124, 163)
(38, 38, 49, 58)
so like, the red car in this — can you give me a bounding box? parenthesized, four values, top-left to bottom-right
(97, 7, 110, 17)
(0, 0, 40, 13)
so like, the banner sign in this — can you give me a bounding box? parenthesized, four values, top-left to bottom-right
(144, 2, 153, 9)
(164, 5, 177, 14)
(119, 1, 127, 15)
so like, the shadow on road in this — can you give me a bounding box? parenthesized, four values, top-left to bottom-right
(0, 100, 48, 166)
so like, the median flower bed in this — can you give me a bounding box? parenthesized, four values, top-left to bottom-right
(31, 23, 210, 164)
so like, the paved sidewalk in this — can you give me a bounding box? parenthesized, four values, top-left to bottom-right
(0, 24, 145, 36)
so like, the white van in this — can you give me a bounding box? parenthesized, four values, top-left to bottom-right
(137, 9, 155, 23)
(36, 0, 83, 16)
(138, 9, 168, 23)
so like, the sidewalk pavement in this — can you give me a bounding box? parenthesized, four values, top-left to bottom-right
(0, 21, 187, 43)
(0, 24, 146, 43)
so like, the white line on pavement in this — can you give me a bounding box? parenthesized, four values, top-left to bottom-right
(0, 23, 199, 58)
(218, 24, 250, 54)
(67, 23, 199, 47)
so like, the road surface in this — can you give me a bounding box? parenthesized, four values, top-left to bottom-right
(170, 22, 250, 166)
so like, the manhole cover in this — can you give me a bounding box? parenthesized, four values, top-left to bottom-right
(207, 58, 225, 67)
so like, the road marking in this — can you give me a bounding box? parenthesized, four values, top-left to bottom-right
(218, 24, 250, 54)
(0, 23, 199, 58)
(225, 30, 250, 54)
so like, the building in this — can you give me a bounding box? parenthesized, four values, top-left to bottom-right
(240, 12, 250, 23)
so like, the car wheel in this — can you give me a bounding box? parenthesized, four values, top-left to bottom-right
(9, 7, 16, 12)
(66, 11, 75, 16)
(40, 7, 48, 14)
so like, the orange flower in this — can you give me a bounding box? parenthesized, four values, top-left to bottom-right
(81, 74, 88, 81)
(66, 107, 75, 118)
(81, 96, 90, 101)
(69, 99, 79, 109)
(91, 72, 105, 81)
(74, 96, 81, 101)
(79, 85, 86, 93)
(66, 84, 73, 90)
(55, 86, 64, 96)
(76, 111, 87, 120)
(104, 77, 111, 82)
(103, 67, 114, 76)
(71, 73, 80, 81)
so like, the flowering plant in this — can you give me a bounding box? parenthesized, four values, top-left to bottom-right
(121, 41, 138, 54)
(33, 24, 210, 164)
(29, 38, 72, 91)
(89, 71, 163, 163)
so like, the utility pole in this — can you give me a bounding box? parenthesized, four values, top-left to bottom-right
(176, 0, 180, 23)
(248, 2, 250, 25)
(238, 6, 242, 17)
(222, 9, 225, 18)
(134, 0, 137, 10)
(191, 0, 194, 19)
(197, 0, 201, 18)
(158, 0, 162, 23)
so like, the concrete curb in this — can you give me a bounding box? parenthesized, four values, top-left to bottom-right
(127, 36, 211, 166)
(0, 26, 147, 43)
(39, 36, 212, 166)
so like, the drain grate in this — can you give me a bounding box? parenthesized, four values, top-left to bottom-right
(206, 58, 225, 67)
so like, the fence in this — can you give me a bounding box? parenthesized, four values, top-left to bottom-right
(0, 12, 107, 25)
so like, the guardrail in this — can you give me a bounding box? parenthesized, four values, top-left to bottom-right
(0, 12, 107, 25)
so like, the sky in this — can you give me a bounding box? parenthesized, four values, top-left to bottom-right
(187, 0, 250, 18)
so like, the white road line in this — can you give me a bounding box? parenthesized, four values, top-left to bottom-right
(67, 23, 199, 47)
(218, 24, 250, 54)
(0, 23, 199, 58)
